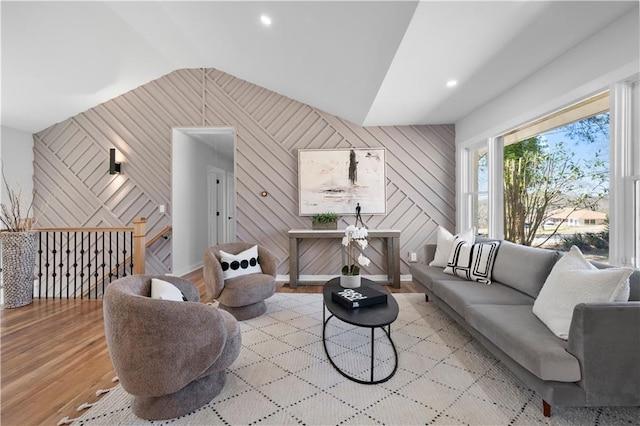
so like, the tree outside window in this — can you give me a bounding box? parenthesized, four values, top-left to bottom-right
(502, 112, 609, 260)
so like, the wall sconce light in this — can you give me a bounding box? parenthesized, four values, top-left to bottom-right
(109, 148, 121, 174)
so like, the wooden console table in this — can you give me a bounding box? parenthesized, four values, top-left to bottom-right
(288, 229, 401, 288)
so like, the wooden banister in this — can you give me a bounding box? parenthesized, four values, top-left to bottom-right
(145, 225, 172, 248)
(35, 226, 133, 232)
(132, 217, 147, 275)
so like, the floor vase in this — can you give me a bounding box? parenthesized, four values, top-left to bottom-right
(1, 231, 37, 308)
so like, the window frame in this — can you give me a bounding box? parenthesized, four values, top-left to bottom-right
(459, 78, 639, 266)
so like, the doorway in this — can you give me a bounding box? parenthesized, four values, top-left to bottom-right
(172, 127, 236, 276)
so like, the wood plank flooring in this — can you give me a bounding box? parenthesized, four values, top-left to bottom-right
(0, 271, 422, 426)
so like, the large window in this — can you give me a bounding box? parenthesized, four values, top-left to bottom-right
(472, 147, 488, 235)
(502, 110, 610, 261)
(462, 85, 640, 267)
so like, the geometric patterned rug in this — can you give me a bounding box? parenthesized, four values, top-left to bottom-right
(67, 293, 640, 425)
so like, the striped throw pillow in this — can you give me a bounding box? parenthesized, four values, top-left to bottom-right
(444, 238, 501, 284)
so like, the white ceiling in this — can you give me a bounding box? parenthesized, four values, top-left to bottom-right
(1, 1, 638, 134)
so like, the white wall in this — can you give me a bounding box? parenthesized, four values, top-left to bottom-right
(0, 126, 34, 212)
(455, 9, 640, 146)
(172, 129, 234, 276)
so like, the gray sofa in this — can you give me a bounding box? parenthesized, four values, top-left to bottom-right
(409, 240, 640, 417)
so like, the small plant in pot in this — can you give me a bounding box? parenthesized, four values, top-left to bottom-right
(311, 212, 339, 230)
(340, 225, 370, 288)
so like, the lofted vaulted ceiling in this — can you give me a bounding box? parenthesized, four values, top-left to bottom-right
(1, 1, 638, 134)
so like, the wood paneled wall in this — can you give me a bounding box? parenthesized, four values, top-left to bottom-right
(34, 68, 455, 276)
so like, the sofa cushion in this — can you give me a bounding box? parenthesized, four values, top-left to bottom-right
(429, 226, 476, 268)
(409, 263, 456, 292)
(533, 246, 633, 340)
(431, 279, 534, 319)
(466, 304, 581, 382)
(217, 273, 275, 307)
(491, 241, 560, 298)
(150, 278, 187, 301)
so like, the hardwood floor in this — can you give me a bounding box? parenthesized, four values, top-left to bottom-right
(0, 271, 422, 425)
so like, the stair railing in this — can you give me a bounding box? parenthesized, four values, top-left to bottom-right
(34, 217, 148, 299)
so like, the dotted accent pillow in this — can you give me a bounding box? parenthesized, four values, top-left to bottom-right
(220, 245, 263, 280)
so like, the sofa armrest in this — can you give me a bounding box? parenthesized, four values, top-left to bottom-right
(567, 302, 640, 405)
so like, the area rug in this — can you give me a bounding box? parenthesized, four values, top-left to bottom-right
(67, 293, 639, 425)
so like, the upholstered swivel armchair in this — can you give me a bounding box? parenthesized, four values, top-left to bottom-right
(103, 275, 241, 420)
(203, 243, 277, 320)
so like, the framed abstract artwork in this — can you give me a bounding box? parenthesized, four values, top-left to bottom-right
(298, 148, 387, 216)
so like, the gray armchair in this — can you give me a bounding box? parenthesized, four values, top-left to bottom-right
(204, 243, 277, 320)
(103, 275, 241, 420)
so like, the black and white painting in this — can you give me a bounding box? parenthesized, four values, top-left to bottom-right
(298, 148, 386, 215)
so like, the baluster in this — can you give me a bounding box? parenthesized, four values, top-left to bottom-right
(66, 232, 70, 299)
(109, 232, 113, 283)
(51, 232, 57, 299)
(87, 232, 92, 299)
(94, 231, 99, 298)
(129, 231, 134, 274)
(116, 233, 120, 279)
(80, 232, 85, 299)
(45, 232, 49, 299)
(73, 233, 78, 299)
(101, 232, 106, 295)
(122, 231, 127, 277)
(58, 232, 62, 299)
(38, 232, 43, 298)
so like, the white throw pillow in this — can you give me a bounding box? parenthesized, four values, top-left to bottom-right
(532, 246, 633, 340)
(151, 278, 186, 301)
(429, 226, 476, 268)
(220, 245, 263, 280)
(443, 238, 500, 284)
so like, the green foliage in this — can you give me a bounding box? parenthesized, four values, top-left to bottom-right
(562, 230, 609, 252)
(503, 135, 607, 246)
(341, 264, 360, 276)
(564, 113, 609, 144)
(312, 212, 338, 224)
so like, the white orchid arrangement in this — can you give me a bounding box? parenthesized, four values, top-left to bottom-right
(341, 225, 370, 276)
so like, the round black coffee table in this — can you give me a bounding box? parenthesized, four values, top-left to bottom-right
(322, 277, 399, 384)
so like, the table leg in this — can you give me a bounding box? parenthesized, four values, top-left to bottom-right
(370, 328, 375, 382)
(386, 237, 393, 285)
(392, 236, 400, 288)
(289, 236, 298, 288)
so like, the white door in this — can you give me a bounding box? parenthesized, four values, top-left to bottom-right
(226, 171, 236, 242)
(208, 166, 227, 246)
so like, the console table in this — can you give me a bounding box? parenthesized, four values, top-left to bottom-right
(288, 229, 401, 288)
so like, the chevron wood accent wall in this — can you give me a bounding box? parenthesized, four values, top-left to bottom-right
(34, 68, 455, 277)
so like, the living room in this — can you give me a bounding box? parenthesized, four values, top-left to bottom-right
(1, 1, 639, 425)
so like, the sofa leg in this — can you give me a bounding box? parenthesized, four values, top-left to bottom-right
(542, 400, 551, 417)
(425, 294, 429, 302)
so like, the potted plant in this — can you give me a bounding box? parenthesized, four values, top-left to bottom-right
(1, 166, 37, 308)
(311, 212, 339, 230)
(340, 225, 370, 288)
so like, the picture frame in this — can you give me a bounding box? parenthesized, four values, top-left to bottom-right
(298, 148, 387, 216)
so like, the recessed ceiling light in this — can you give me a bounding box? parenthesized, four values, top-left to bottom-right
(260, 15, 272, 26)
(446, 80, 458, 88)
